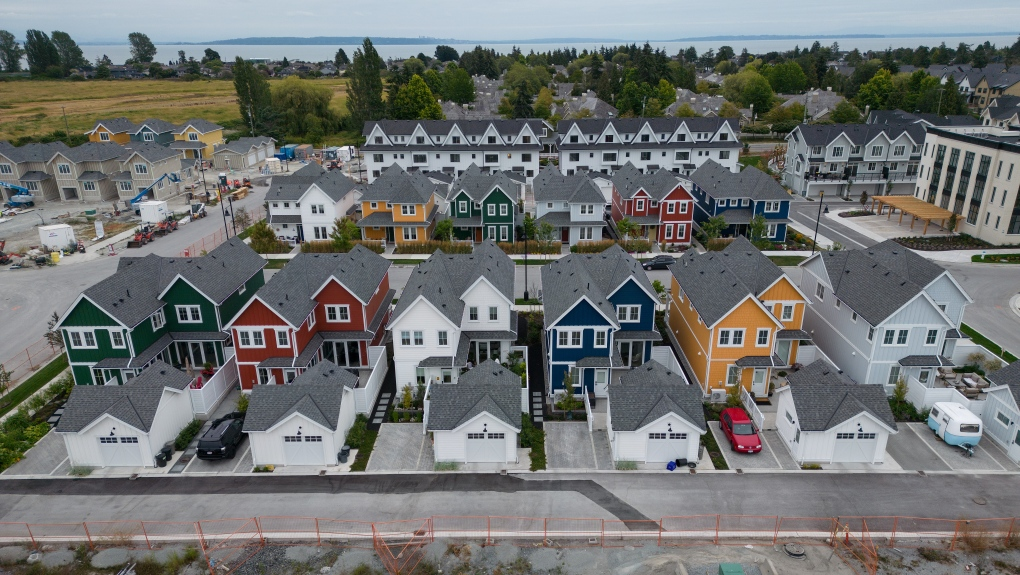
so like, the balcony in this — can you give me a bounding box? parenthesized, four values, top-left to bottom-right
(804, 172, 916, 184)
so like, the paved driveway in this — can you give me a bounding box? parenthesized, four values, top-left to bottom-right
(544, 422, 614, 470)
(1, 431, 67, 476)
(908, 422, 1020, 472)
(708, 422, 784, 471)
(367, 423, 434, 471)
(885, 425, 951, 471)
(182, 441, 253, 474)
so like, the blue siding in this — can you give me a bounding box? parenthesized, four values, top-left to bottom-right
(555, 299, 612, 328)
(549, 327, 610, 362)
(608, 278, 656, 332)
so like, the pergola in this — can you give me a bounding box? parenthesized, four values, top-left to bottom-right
(870, 195, 955, 235)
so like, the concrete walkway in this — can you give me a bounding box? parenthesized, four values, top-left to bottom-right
(545, 422, 613, 470)
(367, 423, 434, 471)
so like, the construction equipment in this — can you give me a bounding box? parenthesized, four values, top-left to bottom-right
(191, 203, 207, 220)
(156, 215, 178, 235)
(127, 173, 179, 207)
(0, 241, 10, 265)
(126, 225, 156, 248)
(0, 182, 35, 207)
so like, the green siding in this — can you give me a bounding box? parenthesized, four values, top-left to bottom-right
(163, 279, 220, 332)
(219, 271, 265, 328)
(71, 364, 94, 386)
(450, 191, 478, 218)
(482, 187, 515, 241)
(61, 297, 119, 327)
(60, 298, 131, 364)
(129, 309, 168, 355)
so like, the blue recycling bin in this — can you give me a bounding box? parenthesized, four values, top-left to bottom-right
(666, 460, 677, 471)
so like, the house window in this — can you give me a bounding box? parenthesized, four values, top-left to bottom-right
(726, 365, 741, 386)
(307, 311, 315, 329)
(766, 224, 777, 238)
(680, 202, 689, 213)
(579, 227, 594, 240)
(82, 181, 96, 192)
(925, 329, 938, 345)
(997, 411, 1012, 426)
(851, 311, 858, 322)
(595, 330, 607, 347)
(450, 153, 461, 162)
(500, 226, 508, 241)
(175, 305, 201, 323)
(438, 331, 448, 346)
(401, 205, 416, 216)
(832, 146, 844, 158)
(569, 153, 579, 162)
(400, 331, 411, 346)
(887, 365, 901, 386)
(151, 309, 165, 330)
(719, 151, 730, 160)
(500, 204, 508, 216)
(100, 132, 111, 141)
(469, 307, 479, 321)
(310, 204, 324, 214)
(188, 132, 199, 141)
(57, 163, 72, 175)
(867, 327, 875, 342)
(558, 330, 582, 348)
(488, 204, 496, 216)
(897, 329, 908, 345)
(414, 331, 424, 346)
(666, 202, 675, 214)
(665, 225, 673, 239)
(134, 163, 148, 175)
(580, 204, 594, 215)
(764, 201, 780, 213)
(785, 411, 795, 425)
(871, 145, 884, 156)
(756, 329, 769, 347)
(119, 181, 133, 192)
(326, 305, 350, 322)
(237, 329, 264, 348)
(373, 154, 384, 163)
(489, 306, 498, 321)
(617, 305, 640, 322)
(883, 330, 895, 345)
(276, 329, 289, 347)
(458, 200, 467, 213)
(313, 226, 328, 240)
(835, 299, 842, 309)
(718, 329, 744, 346)
(602, 153, 617, 162)
(402, 227, 418, 241)
(894, 145, 905, 156)
(484, 154, 498, 164)
(110, 331, 125, 348)
(0, 164, 11, 174)
(412, 154, 427, 164)
(781, 305, 794, 321)
(815, 283, 825, 301)
(67, 330, 97, 349)
(640, 152, 651, 161)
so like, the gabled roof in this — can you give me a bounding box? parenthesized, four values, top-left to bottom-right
(362, 119, 546, 138)
(86, 117, 138, 135)
(541, 243, 653, 328)
(58, 142, 127, 163)
(689, 160, 788, 201)
(359, 165, 439, 204)
(426, 360, 522, 431)
(0, 141, 71, 163)
(532, 165, 605, 204)
(174, 119, 223, 134)
(133, 118, 179, 134)
(76, 238, 263, 328)
(791, 122, 926, 148)
(784, 360, 897, 432)
(121, 142, 182, 164)
(611, 162, 689, 201)
(556, 117, 738, 143)
(246, 245, 389, 328)
(309, 170, 361, 203)
(806, 240, 955, 326)
(390, 241, 514, 326)
(669, 237, 785, 327)
(266, 167, 360, 203)
(55, 361, 193, 433)
(213, 136, 275, 155)
(609, 362, 705, 432)
(242, 360, 357, 432)
(985, 96, 1020, 121)
(447, 164, 519, 202)
(988, 361, 1020, 408)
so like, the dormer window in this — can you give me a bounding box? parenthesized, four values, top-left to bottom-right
(641, 134, 649, 142)
(522, 136, 531, 144)
(452, 136, 460, 144)
(719, 133, 728, 141)
(605, 135, 614, 143)
(677, 134, 686, 142)
(570, 135, 579, 143)
(487, 136, 496, 144)
(416, 136, 424, 144)
(375, 136, 383, 144)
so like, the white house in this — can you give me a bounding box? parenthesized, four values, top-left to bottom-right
(606, 362, 705, 464)
(425, 359, 522, 464)
(533, 165, 607, 245)
(242, 360, 358, 467)
(387, 241, 516, 390)
(978, 361, 1020, 464)
(266, 166, 362, 243)
(55, 362, 195, 468)
(775, 360, 898, 465)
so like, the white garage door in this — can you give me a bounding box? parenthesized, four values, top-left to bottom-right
(98, 436, 144, 467)
(283, 435, 325, 466)
(646, 432, 689, 463)
(466, 432, 506, 463)
(247, 152, 257, 167)
(832, 432, 879, 463)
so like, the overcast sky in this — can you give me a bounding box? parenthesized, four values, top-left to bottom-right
(2, 0, 1018, 42)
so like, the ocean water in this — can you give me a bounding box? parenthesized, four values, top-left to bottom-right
(80, 35, 1017, 66)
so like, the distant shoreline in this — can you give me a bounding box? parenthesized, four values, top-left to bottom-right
(78, 31, 1018, 46)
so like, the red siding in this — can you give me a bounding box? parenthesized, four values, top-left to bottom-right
(363, 273, 390, 331)
(315, 278, 367, 330)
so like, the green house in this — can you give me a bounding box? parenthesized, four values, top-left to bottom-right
(56, 238, 266, 386)
(446, 164, 523, 243)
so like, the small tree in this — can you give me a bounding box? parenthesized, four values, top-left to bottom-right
(248, 220, 281, 253)
(329, 217, 359, 252)
(892, 377, 908, 404)
(537, 221, 555, 250)
(726, 382, 742, 407)
(747, 213, 772, 250)
(616, 217, 638, 241)
(522, 212, 537, 242)
(236, 393, 249, 413)
(45, 311, 64, 351)
(701, 215, 727, 243)
(946, 212, 959, 234)
(433, 218, 453, 242)
(0, 363, 11, 397)
(859, 190, 869, 209)
(651, 279, 666, 296)
(401, 384, 414, 410)
(233, 207, 252, 231)
(556, 371, 581, 411)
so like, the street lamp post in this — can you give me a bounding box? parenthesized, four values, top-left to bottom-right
(812, 191, 825, 254)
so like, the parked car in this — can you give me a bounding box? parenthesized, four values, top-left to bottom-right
(196, 413, 245, 460)
(719, 407, 762, 453)
(642, 255, 676, 270)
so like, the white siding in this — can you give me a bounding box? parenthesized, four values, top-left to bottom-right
(434, 413, 518, 463)
(145, 389, 194, 460)
(391, 300, 460, 388)
(461, 279, 511, 332)
(336, 388, 358, 450)
(248, 414, 337, 467)
(775, 389, 891, 464)
(608, 413, 702, 463)
(365, 152, 539, 184)
(923, 274, 969, 327)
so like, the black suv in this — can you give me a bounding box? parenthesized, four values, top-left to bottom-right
(196, 413, 245, 460)
(642, 255, 676, 270)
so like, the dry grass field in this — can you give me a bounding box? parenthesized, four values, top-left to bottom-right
(0, 77, 349, 141)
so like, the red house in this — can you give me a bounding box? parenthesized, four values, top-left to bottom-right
(225, 245, 393, 389)
(610, 163, 694, 246)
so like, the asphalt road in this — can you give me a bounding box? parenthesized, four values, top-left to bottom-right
(941, 261, 1020, 355)
(0, 472, 1014, 524)
(788, 198, 877, 249)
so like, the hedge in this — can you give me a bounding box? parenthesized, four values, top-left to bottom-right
(570, 239, 653, 253)
(394, 241, 473, 254)
(498, 240, 561, 255)
(300, 240, 385, 254)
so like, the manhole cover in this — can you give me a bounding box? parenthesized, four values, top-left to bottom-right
(973, 496, 988, 505)
(784, 542, 806, 558)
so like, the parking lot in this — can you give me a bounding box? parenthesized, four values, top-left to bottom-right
(894, 422, 1020, 472)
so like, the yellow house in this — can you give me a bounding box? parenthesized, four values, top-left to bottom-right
(357, 166, 440, 244)
(667, 237, 810, 397)
(84, 117, 137, 144)
(171, 119, 225, 160)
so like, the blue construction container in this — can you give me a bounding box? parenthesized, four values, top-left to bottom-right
(280, 144, 298, 160)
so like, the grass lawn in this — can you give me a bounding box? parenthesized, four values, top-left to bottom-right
(971, 254, 1020, 264)
(738, 155, 763, 169)
(960, 324, 1019, 363)
(349, 429, 378, 472)
(768, 255, 807, 266)
(263, 259, 288, 269)
(0, 355, 69, 419)
(0, 77, 348, 142)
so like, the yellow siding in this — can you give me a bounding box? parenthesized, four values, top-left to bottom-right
(707, 298, 777, 393)
(362, 227, 386, 240)
(174, 127, 224, 159)
(667, 275, 711, 390)
(392, 195, 433, 223)
(89, 127, 130, 144)
(760, 276, 807, 330)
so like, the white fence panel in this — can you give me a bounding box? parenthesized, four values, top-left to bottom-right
(650, 346, 684, 379)
(353, 346, 388, 414)
(740, 387, 765, 432)
(583, 390, 593, 433)
(189, 355, 239, 419)
(952, 340, 1008, 369)
(905, 376, 974, 411)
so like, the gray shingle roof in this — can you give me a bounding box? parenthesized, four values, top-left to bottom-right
(59, 142, 127, 163)
(792, 122, 926, 149)
(133, 119, 179, 134)
(266, 167, 360, 203)
(689, 160, 789, 201)
(808, 240, 951, 326)
(609, 362, 705, 432)
(171, 237, 266, 304)
(242, 360, 357, 432)
(391, 241, 513, 326)
(122, 143, 182, 163)
(447, 164, 520, 202)
(0, 141, 71, 163)
(426, 359, 522, 431)
(55, 361, 193, 433)
(556, 117, 738, 146)
(359, 165, 440, 204)
(986, 96, 1020, 121)
(213, 136, 275, 155)
(363, 118, 547, 139)
(310, 170, 361, 203)
(541, 243, 653, 328)
(532, 165, 606, 204)
(249, 245, 390, 328)
(669, 237, 784, 327)
(610, 162, 689, 201)
(88, 117, 138, 135)
(174, 119, 223, 134)
(784, 360, 897, 432)
(988, 362, 1020, 408)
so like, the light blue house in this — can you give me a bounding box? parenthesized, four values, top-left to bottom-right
(541, 244, 660, 398)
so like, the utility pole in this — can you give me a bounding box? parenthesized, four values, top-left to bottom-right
(812, 191, 825, 255)
(61, 107, 70, 136)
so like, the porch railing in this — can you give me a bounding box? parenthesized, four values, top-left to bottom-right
(189, 355, 239, 419)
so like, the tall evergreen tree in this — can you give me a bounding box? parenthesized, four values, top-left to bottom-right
(24, 30, 59, 76)
(233, 56, 275, 137)
(334, 48, 349, 67)
(0, 30, 25, 73)
(346, 38, 385, 129)
(51, 31, 85, 76)
(128, 32, 157, 63)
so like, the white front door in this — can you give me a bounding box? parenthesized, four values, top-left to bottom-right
(466, 432, 506, 463)
(646, 432, 689, 463)
(283, 435, 325, 465)
(751, 369, 768, 396)
(98, 436, 144, 467)
(832, 432, 879, 463)
(594, 369, 609, 398)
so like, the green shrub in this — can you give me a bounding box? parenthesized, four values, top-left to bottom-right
(498, 240, 561, 255)
(301, 240, 384, 253)
(394, 241, 473, 254)
(174, 419, 202, 451)
(345, 414, 369, 448)
(236, 393, 249, 413)
(570, 239, 653, 253)
(615, 461, 637, 470)
(434, 461, 459, 471)
(520, 414, 546, 471)
(350, 429, 378, 472)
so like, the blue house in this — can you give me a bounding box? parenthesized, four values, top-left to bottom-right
(689, 160, 791, 243)
(541, 244, 661, 398)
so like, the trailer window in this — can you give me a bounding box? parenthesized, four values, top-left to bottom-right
(959, 424, 981, 434)
(930, 408, 940, 418)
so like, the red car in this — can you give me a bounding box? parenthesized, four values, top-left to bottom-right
(720, 407, 762, 453)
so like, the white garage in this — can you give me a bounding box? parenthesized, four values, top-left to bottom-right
(426, 360, 521, 465)
(607, 362, 706, 465)
(775, 360, 898, 465)
(56, 362, 196, 469)
(244, 361, 358, 467)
